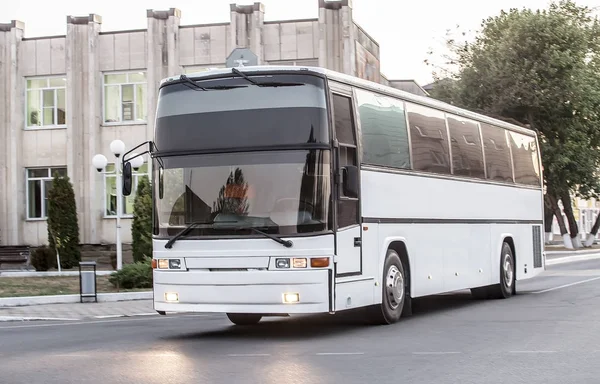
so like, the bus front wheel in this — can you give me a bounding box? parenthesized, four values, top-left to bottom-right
(226, 313, 262, 325)
(368, 249, 407, 325)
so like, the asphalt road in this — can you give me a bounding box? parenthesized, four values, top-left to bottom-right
(2, 259, 600, 384)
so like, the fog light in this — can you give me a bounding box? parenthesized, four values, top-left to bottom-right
(158, 259, 169, 269)
(276, 258, 290, 268)
(292, 258, 307, 268)
(283, 293, 299, 303)
(165, 292, 179, 302)
(169, 259, 181, 269)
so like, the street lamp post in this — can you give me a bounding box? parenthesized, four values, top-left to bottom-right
(92, 140, 143, 270)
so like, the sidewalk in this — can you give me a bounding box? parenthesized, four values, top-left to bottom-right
(0, 299, 156, 321)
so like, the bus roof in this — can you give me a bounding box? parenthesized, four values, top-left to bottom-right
(161, 65, 537, 138)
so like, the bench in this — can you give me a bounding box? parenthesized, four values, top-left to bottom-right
(0, 246, 31, 270)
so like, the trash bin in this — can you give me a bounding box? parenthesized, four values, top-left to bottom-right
(79, 261, 98, 303)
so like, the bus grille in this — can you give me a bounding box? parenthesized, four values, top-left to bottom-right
(532, 226, 542, 268)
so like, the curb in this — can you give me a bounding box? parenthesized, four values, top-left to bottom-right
(0, 291, 152, 308)
(0, 313, 159, 322)
(0, 271, 114, 277)
(546, 253, 600, 266)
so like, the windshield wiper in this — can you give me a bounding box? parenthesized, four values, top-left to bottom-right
(245, 227, 293, 248)
(164, 220, 236, 249)
(179, 74, 207, 91)
(231, 68, 304, 88)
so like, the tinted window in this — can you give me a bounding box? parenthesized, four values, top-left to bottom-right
(155, 74, 329, 153)
(332, 93, 359, 228)
(356, 89, 410, 169)
(406, 103, 450, 174)
(509, 131, 540, 186)
(481, 123, 513, 182)
(333, 94, 357, 145)
(447, 114, 485, 178)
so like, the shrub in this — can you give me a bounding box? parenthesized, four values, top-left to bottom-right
(131, 176, 153, 263)
(108, 257, 153, 289)
(30, 245, 57, 271)
(47, 172, 81, 269)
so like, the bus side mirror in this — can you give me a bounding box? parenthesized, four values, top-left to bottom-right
(342, 165, 359, 198)
(122, 162, 133, 196)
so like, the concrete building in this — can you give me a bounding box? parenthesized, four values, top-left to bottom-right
(0, 0, 421, 249)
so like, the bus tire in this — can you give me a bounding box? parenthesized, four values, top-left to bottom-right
(226, 313, 262, 325)
(489, 242, 515, 299)
(368, 249, 407, 325)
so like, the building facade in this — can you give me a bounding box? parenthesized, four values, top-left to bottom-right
(0, 0, 412, 247)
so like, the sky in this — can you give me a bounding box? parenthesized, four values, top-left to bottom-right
(3, 0, 599, 85)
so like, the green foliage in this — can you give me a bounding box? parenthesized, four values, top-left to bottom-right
(429, 0, 600, 200)
(131, 176, 153, 263)
(47, 173, 81, 269)
(30, 245, 57, 271)
(108, 257, 153, 289)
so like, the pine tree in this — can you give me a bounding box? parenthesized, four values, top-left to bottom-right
(132, 176, 153, 263)
(47, 172, 81, 269)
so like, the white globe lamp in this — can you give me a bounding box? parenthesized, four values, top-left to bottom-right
(109, 139, 126, 158)
(92, 154, 108, 172)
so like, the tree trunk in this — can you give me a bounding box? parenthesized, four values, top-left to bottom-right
(584, 211, 600, 247)
(561, 192, 582, 248)
(547, 192, 572, 248)
(544, 194, 554, 243)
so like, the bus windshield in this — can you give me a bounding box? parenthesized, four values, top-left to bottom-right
(154, 150, 332, 238)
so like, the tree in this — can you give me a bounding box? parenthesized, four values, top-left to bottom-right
(428, 0, 600, 248)
(131, 176, 153, 263)
(47, 172, 81, 268)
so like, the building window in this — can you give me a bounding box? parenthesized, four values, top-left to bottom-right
(26, 77, 67, 129)
(103, 72, 147, 124)
(104, 163, 149, 217)
(26, 167, 67, 219)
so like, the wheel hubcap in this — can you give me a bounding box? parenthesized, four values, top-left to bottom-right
(503, 254, 513, 288)
(386, 265, 404, 309)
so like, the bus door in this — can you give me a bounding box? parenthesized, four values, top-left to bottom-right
(331, 90, 362, 277)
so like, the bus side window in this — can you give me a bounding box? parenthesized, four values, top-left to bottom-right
(332, 93, 359, 228)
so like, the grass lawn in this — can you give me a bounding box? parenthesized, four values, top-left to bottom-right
(0, 276, 148, 298)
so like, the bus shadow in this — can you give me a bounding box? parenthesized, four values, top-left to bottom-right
(163, 291, 486, 342)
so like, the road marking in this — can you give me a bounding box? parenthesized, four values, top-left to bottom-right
(509, 351, 556, 354)
(94, 315, 125, 319)
(227, 353, 271, 357)
(532, 276, 600, 294)
(412, 352, 461, 355)
(315, 352, 365, 356)
(54, 354, 91, 358)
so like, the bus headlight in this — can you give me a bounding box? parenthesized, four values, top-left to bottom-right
(155, 259, 182, 270)
(276, 258, 290, 268)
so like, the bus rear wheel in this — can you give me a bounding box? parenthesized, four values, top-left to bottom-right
(226, 313, 262, 325)
(368, 249, 407, 325)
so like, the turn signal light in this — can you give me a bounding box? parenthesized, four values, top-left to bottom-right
(151, 259, 158, 269)
(310, 257, 330, 268)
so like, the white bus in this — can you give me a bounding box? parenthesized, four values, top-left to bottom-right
(121, 66, 545, 325)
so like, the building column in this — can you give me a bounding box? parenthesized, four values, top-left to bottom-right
(65, 14, 102, 244)
(230, 3, 265, 63)
(146, 8, 181, 144)
(0, 21, 24, 245)
(318, 0, 355, 76)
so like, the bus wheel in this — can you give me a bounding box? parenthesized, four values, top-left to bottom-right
(489, 242, 515, 299)
(368, 249, 406, 325)
(226, 313, 262, 325)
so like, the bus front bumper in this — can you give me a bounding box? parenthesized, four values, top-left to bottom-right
(153, 269, 331, 314)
